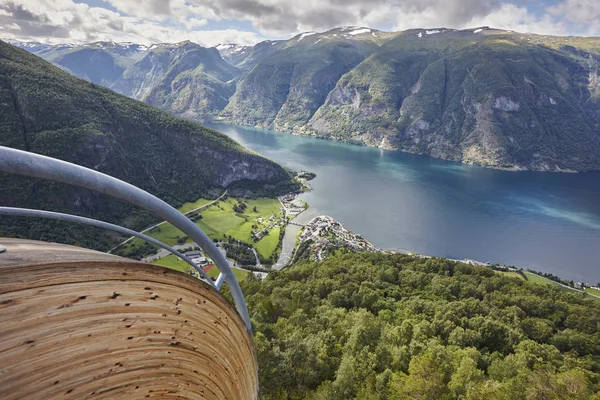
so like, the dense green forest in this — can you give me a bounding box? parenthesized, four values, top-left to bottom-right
(241, 253, 600, 399)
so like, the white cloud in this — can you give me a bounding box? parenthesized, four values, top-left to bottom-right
(0, 0, 261, 46)
(465, 4, 567, 35)
(547, 0, 600, 35)
(0, 0, 597, 47)
(182, 17, 207, 30)
(101, 0, 171, 20)
(180, 0, 501, 35)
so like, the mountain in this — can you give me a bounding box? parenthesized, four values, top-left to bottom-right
(123, 41, 241, 120)
(215, 40, 285, 70)
(8, 40, 240, 119)
(11, 40, 148, 87)
(223, 28, 384, 130)
(107, 41, 241, 119)
(7, 39, 54, 54)
(0, 40, 295, 249)
(227, 27, 600, 171)
(11, 27, 600, 171)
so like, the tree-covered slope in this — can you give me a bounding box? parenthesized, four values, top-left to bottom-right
(243, 252, 600, 399)
(224, 28, 382, 130)
(141, 43, 240, 120)
(111, 41, 240, 119)
(303, 29, 600, 171)
(0, 40, 295, 249)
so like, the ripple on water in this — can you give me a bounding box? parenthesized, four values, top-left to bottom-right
(506, 195, 600, 231)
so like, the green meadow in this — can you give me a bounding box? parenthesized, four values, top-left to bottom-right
(152, 254, 249, 281)
(120, 197, 284, 261)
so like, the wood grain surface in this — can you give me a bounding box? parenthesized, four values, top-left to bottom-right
(0, 239, 259, 399)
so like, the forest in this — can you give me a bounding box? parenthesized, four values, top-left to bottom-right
(240, 252, 600, 399)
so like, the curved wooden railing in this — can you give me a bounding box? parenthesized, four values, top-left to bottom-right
(0, 239, 259, 400)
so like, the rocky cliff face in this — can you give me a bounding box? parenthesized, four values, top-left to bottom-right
(223, 29, 381, 130)
(138, 44, 239, 119)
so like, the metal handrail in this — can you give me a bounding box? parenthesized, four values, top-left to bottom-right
(0, 207, 215, 284)
(0, 146, 251, 332)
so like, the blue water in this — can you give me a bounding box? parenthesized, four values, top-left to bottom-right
(207, 122, 600, 283)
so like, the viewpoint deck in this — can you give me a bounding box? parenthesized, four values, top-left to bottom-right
(0, 238, 258, 400)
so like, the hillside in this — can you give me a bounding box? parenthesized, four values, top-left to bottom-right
(138, 42, 240, 119)
(11, 26, 600, 171)
(243, 252, 600, 399)
(223, 28, 383, 131)
(0, 40, 296, 250)
(229, 27, 600, 172)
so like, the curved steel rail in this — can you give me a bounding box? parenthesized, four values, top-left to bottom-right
(0, 207, 214, 284)
(0, 146, 251, 332)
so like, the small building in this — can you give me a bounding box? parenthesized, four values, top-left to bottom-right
(191, 256, 207, 266)
(185, 250, 202, 258)
(253, 231, 264, 240)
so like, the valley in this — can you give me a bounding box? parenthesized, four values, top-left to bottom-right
(117, 196, 287, 265)
(0, 40, 298, 250)
(11, 26, 600, 172)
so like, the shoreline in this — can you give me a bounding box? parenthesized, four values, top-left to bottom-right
(206, 119, 590, 174)
(279, 208, 599, 299)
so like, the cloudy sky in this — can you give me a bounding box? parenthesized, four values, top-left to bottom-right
(0, 0, 598, 47)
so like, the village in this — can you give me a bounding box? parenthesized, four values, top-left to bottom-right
(277, 193, 308, 219)
(296, 215, 380, 261)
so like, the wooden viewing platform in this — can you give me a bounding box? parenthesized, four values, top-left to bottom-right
(0, 238, 259, 399)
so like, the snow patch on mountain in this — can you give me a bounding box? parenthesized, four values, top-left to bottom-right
(347, 28, 371, 36)
(216, 44, 236, 51)
(298, 32, 317, 40)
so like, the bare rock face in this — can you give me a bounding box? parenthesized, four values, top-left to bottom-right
(492, 97, 520, 112)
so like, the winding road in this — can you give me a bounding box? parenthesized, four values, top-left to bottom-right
(108, 190, 228, 253)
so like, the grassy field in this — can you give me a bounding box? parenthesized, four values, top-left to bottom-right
(522, 272, 600, 301)
(585, 287, 600, 296)
(122, 197, 284, 261)
(496, 270, 525, 280)
(178, 198, 213, 214)
(255, 226, 281, 258)
(523, 271, 558, 285)
(152, 254, 249, 281)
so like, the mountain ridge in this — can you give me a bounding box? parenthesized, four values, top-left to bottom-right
(8, 26, 600, 172)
